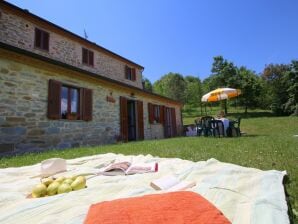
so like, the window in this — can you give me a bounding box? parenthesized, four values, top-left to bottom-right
(34, 28, 49, 51)
(154, 105, 160, 123)
(48, 80, 92, 121)
(125, 65, 136, 81)
(148, 103, 163, 124)
(61, 86, 79, 119)
(82, 48, 94, 66)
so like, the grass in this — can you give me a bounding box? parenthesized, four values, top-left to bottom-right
(0, 114, 297, 222)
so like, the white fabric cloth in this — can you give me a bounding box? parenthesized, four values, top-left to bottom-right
(0, 153, 289, 224)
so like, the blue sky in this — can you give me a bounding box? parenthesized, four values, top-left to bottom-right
(6, 0, 298, 82)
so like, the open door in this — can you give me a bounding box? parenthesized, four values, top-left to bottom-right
(120, 97, 128, 142)
(136, 100, 144, 140)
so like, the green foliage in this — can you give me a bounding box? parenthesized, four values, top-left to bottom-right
(153, 72, 186, 102)
(142, 77, 153, 92)
(262, 63, 292, 115)
(184, 76, 202, 107)
(284, 61, 298, 115)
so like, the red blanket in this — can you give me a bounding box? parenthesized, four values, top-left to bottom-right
(84, 191, 231, 224)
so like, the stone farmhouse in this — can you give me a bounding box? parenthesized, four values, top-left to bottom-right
(0, 1, 183, 155)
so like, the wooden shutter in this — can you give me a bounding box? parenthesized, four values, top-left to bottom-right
(125, 66, 130, 79)
(137, 101, 144, 140)
(82, 48, 88, 64)
(47, 79, 61, 119)
(148, 103, 154, 124)
(160, 105, 165, 125)
(171, 108, 177, 136)
(89, 50, 94, 66)
(82, 88, 93, 121)
(132, 68, 136, 81)
(43, 31, 49, 51)
(35, 28, 41, 48)
(120, 96, 128, 142)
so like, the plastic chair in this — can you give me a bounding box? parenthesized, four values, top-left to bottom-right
(194, 118, 203, 136)
(210, 120, 225, 137)
(201, 116, 214, 137)
(227, 117, 241, 137)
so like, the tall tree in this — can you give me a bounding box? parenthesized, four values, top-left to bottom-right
(284, 60, 298, 115)
(210, 56, 239, 114)
(153, 73, 186, 103)
(184, 76, 202, 107)
(238, 67, 262, 113)
(262, 63, 291, 115)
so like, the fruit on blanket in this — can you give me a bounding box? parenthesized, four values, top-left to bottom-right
(32, 183, 47, 198)
(57, 183, 72, 194)
(63, 178, 74, 185)
(54, 176, 65, 183)
(71, 176, 86, 191)
(70, 175, 77, 181)
(47, 181, 60, 196)
(41, 177, 54, 186)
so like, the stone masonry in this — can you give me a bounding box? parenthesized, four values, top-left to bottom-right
(0, 57, 182, 155)
(0, 7, 143, 89)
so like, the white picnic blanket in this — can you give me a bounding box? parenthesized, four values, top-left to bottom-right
(0, 153, 289, 224)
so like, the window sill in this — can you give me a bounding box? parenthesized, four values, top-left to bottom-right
(34, 46, 49, 53)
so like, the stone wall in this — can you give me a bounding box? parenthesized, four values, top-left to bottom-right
(0, 57, 182, 155)
(0, 7, 143, 89)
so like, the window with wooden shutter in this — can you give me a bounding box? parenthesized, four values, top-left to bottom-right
(48, 79, 61, 119)
(160, 105, 165, 125)
(120, 97, 128, 142)
(35, 28, 49, 51)
(137, 101, 144, 140)
(82, 48, 94, 66)
(82, 88, 93, 121)
(47, 80, 92, 121)
(125, 66, 136, 81)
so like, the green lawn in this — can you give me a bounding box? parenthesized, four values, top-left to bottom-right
(0, 115, 297, 222)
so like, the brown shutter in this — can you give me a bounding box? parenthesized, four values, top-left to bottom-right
(132, 68, 136, 81)
(148, 103, 154, 124)
(82, 48, 88, 64)
(171, 108, 177, 136)
(82, 88, 93, 121)
(43, 31, 49, 51)
(120, 96, 128, 142)
(47, 79, 61, 119)
(125, 66, 129, 79)
(160, 105, 165, 125)
(89, 50, 94, 66)
(35, 28, 41, 48)
(137, 101, 144, 140)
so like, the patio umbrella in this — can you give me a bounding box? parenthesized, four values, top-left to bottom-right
(201, 88, 241, 102)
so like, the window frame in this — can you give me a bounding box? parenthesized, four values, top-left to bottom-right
(60, 84, 81, 120)
(125, 65, 136, 81)
(34, 28, 49, 51)
(82, 47, 94, 67)
(154, 105, 160, 123)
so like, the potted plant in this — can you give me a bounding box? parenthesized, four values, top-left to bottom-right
(67, 112, 77, 120)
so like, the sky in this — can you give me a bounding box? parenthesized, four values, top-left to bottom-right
(6, 0, 298, 83)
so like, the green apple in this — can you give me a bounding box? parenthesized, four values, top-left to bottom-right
(54, 176, 65, 184)
(32, 183, 47, 198)
(47, 181, 60, 196)
(71, 176, 86, 191)
(63, 178, 74, 185)
(57, 183, 72, 194)
(41, 177, 54, 186)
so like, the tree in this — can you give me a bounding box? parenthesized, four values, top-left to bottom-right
(153, 73, 186, 103)
(142, 77, 153, 92)
(184, 76, 202, 107)
(284, 60, 298, 115)
(210, 56, 239, 114)
(237, 67, 262, 113)
(262, 63, 291, 115)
